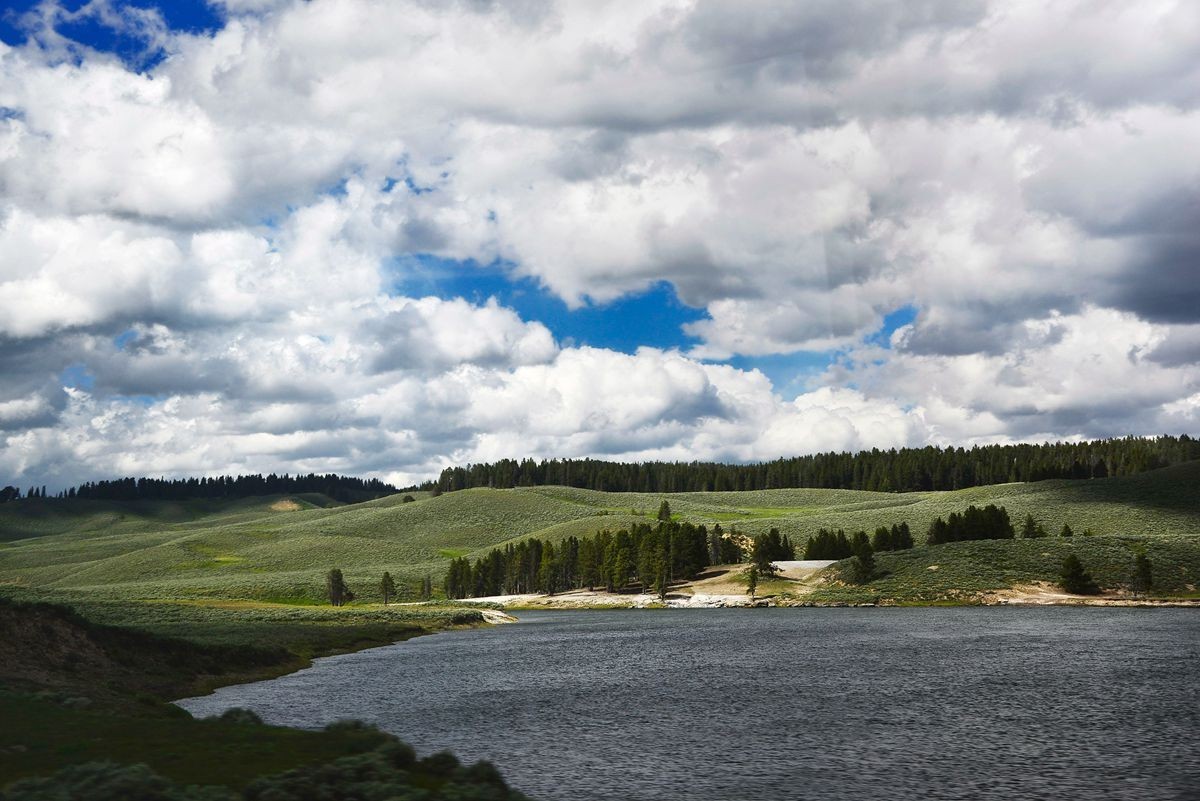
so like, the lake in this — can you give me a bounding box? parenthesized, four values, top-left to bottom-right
(177, 608, 1200, 800)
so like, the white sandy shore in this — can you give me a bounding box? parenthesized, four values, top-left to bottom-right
(458, 560, 839, 609)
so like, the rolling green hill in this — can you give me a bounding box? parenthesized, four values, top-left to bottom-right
(2, 462, 1198, 605)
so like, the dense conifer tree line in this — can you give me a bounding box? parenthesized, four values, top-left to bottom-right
(423, 435, 1199, 494)
(926, 505, 1014, 544)
(52, 473, 397, 504)
(804, 529, 857, 560)
(804, 522, 911, 560)
(445, 520, 717, 599)
(873, 523, 914, 551)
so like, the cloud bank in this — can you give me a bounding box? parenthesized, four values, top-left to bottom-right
(0, 0, 1198, 487)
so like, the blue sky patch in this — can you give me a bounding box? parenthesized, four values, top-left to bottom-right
(393, 256, 706, 354)
(60, 363, 95, 391)
(0, 0, 223, 70)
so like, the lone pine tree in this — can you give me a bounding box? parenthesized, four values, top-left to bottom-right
(1132, 553, 1153, 598)
(1059, 554, 1100, 595)
(326, 568, 354, 606)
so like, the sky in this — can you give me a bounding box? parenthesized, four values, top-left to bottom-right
(0, 0, 1198, 489)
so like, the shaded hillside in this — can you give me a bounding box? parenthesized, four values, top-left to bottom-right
(0, 596, 287, 700)
(0, 494, 340, 544)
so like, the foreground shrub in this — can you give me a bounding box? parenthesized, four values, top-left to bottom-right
(3, 744, 528, 801)
(1, 762, 233, 801)
(217, 708, 264, 726)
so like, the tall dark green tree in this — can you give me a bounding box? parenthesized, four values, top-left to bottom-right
(1132, 553, 1153, 598)
(380, 571, 396, 605)
(846, 532, 875, 584)
(326, 568, 354, 606)
(750, 531, 783, 578)
(746, 564, 758, 599)
(657, 499, 672, 522)
(1059, 554, 1100, 595)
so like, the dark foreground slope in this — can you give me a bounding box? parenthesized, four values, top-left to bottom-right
(0, 597, 524, 799)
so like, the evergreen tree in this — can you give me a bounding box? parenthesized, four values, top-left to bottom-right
(750, 529, 786, 577)
(657, 499, 672, 522)
(872, 526, 892, 552)
(1021, 514, 1039, 539)
(380, 571, 396, 605)
(846, 532, 875, 584)
(746, 565, 758, 599)
(326, 568, 353, 606)
(1061, 524, 1074, 538)
(1132, 553, 1153, 598)
(1059, 554, 1100, 595)
(538, 542, 558, 595)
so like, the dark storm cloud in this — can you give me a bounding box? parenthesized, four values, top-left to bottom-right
(1104, 234, 1200, 324)
(675, 0, 988, 83)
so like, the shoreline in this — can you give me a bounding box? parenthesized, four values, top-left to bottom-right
(457, 589, 1200, 611)
(178, 607, 518, 704)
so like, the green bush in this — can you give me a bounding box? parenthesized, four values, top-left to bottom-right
(1, 761, 234, 801)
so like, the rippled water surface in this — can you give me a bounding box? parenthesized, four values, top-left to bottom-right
(178, 608, 1200, 800)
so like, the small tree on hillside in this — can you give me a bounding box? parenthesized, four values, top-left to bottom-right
(657, 500, 672, 522)
(847, 535, 876, 584)
(380, 571, 396, 606)
(421, 575, 433, 601)
(326, 568, 354, 607)
(1059, 554, 1100, 595)
(1021, 514, 1048, 539)
(1060, 523, 1074, 538)
(746, 565, 758, 600)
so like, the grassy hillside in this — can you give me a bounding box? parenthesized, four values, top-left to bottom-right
(1, 462, 1198, 605)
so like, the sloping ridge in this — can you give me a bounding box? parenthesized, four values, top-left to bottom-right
(0, 596, 286, 699)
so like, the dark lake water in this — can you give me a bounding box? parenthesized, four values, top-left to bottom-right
(177, 608, 1200, 801)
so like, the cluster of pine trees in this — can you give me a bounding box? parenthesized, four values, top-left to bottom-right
(804, 529, 859, 560)
(873, 523, 914, 551)
(926, 505, 1014, 544)
(57, 473, 397, 504)
(0, 486, 45, 503)
(445, 519, 714, 600)
(424, 435, 1198, 494)
(802, 524, 913, 564)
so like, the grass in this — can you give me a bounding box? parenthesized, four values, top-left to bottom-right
(0, 690, 397, 789)
(0, 461, 1197, 605)
(807, 534, 1200, 605)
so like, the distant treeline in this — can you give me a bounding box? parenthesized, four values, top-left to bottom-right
(424, 435, 1199, 494)
(0, 474, 398, 505)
